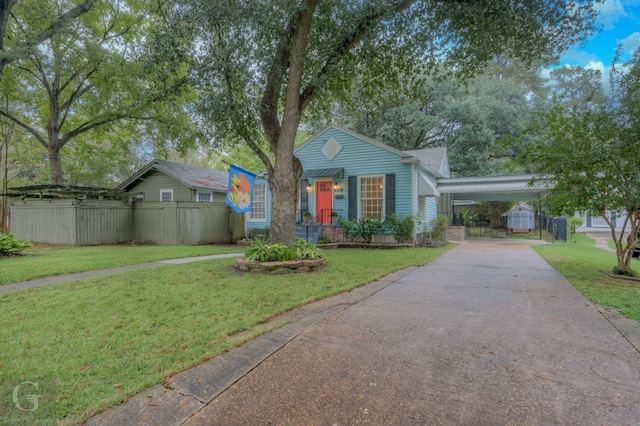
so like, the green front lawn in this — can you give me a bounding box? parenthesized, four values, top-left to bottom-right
(0, 246, 452, 425)
(533, 234, 640, 321)
(0, 244, 241, 285)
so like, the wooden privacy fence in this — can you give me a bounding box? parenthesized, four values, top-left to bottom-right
(9, 200, 244, 246)
(10, 199, 132, 245)
(132, 202, 243, 245)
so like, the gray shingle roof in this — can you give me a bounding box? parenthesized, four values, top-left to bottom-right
(117, 159, 229, 191)
(403, 147, 447, 177)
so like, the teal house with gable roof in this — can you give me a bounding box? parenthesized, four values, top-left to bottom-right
(246, 124, 449, 242)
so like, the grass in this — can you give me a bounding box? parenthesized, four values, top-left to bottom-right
(0, 244, 241, 285)
(0, 245, 452, 425)
(532, 233, 640, 322)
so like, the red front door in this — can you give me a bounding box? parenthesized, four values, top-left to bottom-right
(316, 181, 332, 223)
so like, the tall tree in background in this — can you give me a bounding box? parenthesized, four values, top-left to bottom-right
(339, 58, 548, 176)
(522, 50, 640, 274)
(172, 0, 597, 245)
(0, 0, 194, 185)
(0, 0, 97, 78)
(548, 65, 604, 111)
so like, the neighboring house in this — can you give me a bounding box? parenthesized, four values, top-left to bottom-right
(574, 211, 630, 235)
(117, 159, 229, 204)
(9, 160, 244, 246)
(246, 124, 449, 241)
(117, 159, 244, 245)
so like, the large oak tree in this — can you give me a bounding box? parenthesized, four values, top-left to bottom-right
(0, 0, 194, 185)
(174, 0, 597, 245)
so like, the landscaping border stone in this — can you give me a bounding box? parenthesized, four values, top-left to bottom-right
(236, 257, 326, 274)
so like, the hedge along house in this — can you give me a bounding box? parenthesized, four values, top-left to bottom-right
(8, 160, 245, 246)
(116, 159, 245, 245)
(246, 124, 449, 242)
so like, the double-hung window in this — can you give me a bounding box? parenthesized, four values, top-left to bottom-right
(250, 183, 266, 221)
(359, 176, 384, 219)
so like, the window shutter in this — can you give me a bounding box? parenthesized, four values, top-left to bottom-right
(348, 176, 357, 219)
(385, 174, 395, 216)
(611, 211, 616, 227)
(300, 179, 309, 214)
(586, 214, 591, 227)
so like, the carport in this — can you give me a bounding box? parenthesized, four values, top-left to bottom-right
(436, 174, 551, 240)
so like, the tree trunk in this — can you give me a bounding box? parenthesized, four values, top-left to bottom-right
(267, 121, 303, 247)
(48, 144, 64, 185)
(1, 136, 7, 232)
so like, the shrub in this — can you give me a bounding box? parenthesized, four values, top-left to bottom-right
(0, 233, 31, 257)
(420, 215, 449, 247)
(317, 230, 333, 244)
(245, 238, 324, 262)
(612, 266, 637, 277)
(338, 218, 357, 242)
(354, 217, 384, 243)
(294, 238, 324, 260)
(385, 214, 415, 244)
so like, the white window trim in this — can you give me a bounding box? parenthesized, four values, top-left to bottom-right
(358, 175, 385, 219)
(196, 190, 213, 202)
(160, 189, 173, 202)
(249, 182, 267, 222)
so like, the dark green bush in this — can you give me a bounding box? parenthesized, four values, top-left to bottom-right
(0, 233, 31, 257)
(338, 218, 357, 242)
(385, 214, 415, 243)
(612, 266, 637, 277)
(354, 217, 384, 243)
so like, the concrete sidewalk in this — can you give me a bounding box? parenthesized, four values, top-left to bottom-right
(86, 241, 640, 426)
(0, 253, 243, 295)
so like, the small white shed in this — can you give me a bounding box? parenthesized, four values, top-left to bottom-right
(507, 204, 534, 232)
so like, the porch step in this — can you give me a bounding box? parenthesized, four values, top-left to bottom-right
(296, 225, 322, 244)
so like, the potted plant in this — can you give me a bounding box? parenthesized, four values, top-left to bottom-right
(302, 211, 312, 224)
(330, 211, 339, 224)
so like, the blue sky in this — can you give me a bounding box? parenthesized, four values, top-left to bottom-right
(559, 0, 640, 70)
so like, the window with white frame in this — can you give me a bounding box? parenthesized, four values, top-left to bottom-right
(359, 176, 384, 219)
(160, 189, 173, 202)
(249, 183, 266, 221)
(196, 191, 212, 202)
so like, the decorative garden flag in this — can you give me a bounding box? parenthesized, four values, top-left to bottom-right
(225, 165, 256, 214)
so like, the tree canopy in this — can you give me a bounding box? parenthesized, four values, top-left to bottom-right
(0, 0, 195, 185)
(171, 0, 598, 245)
(521, 50, 640, 274)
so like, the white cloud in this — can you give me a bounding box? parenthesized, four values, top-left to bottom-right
(595, 0, 628, 28)
(620, 32, 640, 56)
(585, 60, 611, 92)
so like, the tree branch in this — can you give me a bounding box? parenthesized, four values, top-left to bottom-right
(299, 0, 417, 112)
(0, 0, 98, 76)
(0, 109, 47, 147)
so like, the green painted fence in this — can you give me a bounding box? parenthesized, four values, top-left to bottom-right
(9, 200, 244, 246)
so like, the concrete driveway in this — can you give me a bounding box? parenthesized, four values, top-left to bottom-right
(88, 241, 640, 425)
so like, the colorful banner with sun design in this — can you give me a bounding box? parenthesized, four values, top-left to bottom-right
(225, 165, 256, 214)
